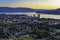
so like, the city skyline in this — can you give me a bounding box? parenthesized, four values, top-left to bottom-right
(0, 0, 60, 9)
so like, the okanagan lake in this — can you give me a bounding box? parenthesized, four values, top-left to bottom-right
(0, 12, 60, 19)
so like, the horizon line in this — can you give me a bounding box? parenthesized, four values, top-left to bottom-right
(0, 7, 59, 10)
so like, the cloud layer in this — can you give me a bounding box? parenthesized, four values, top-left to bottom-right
(0, 0, 60, 9)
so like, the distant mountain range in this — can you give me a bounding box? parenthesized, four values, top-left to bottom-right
(0, 7, 60, 14)
(0, 7, 35, 12)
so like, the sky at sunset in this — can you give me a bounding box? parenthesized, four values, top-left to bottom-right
(0, 0, 60, 9)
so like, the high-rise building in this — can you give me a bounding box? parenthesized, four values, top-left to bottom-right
(37, 14, 40, 18)
(33, 14, 36, 17)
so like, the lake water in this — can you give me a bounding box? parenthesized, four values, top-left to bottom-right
(40, 13, 60, 19)
(0, 12, 60, 19)
(0, 12, 36, 16)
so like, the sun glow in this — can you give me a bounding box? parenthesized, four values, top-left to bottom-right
(0, 0, 60, 9)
